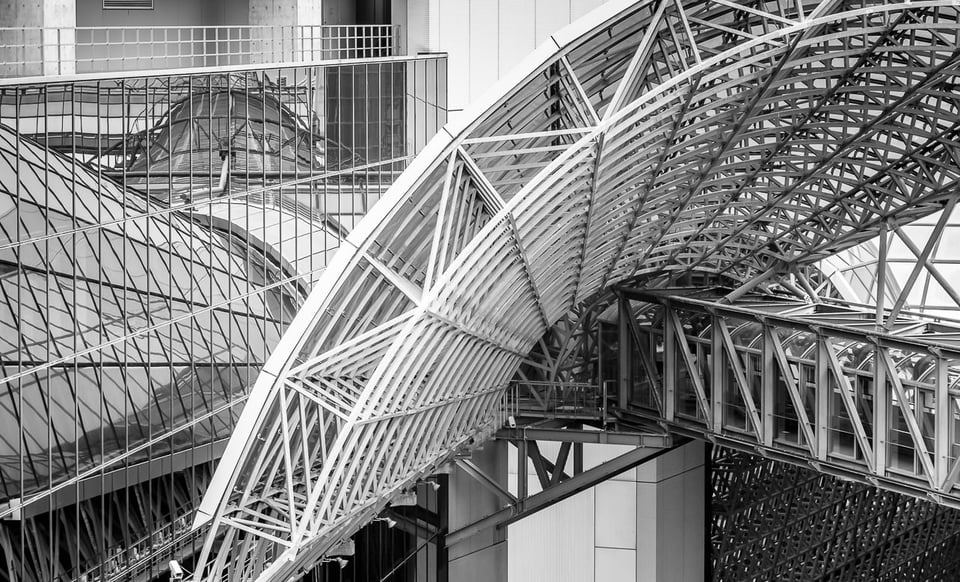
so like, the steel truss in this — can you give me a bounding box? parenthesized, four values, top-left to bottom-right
(617, 288, 960, 506)
(711, 445, 960, 581)
(194, 0, 960, 578)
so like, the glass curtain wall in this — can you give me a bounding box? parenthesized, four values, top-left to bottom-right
(0, 55, 446, 582)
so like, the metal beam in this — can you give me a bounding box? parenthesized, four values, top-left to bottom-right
(446, 441, 688, 546)
(454, 459, 517, 505)
(496, 427, 672, 447)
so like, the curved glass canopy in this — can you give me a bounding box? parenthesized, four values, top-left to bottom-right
(0, 123, 302, 502)
(193, 0, 960, 579)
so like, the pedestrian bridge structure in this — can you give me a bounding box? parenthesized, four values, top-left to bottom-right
(191, 0, 960, 579)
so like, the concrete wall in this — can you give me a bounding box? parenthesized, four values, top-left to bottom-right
(76, 0, 248, 26)
(394, 0, 608, 119)
(1, 0, 74, 27)
(1, 0, 75, 75)
(249, 0, 321, 27)
(323, 0, 390, 25)
(507, 441, 706, 582)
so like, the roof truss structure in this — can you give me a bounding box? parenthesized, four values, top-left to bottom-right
(192, 0, 960, 579)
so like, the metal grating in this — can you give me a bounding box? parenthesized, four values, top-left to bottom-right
(710, 446, 960, 582)
(102, 0, 153, 9)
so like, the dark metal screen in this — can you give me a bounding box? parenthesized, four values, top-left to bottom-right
(711, 446, 960, 582)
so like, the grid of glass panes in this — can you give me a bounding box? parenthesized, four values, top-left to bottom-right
(0, 54, 446, 582)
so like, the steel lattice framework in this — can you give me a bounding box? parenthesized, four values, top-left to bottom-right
(193, 0, 960, 579)
(711, 446, 960, 581)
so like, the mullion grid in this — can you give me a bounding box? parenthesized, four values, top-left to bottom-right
(1, 54, 446, 579)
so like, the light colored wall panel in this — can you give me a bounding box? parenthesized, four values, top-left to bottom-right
(595, 479, 637, 550)
(657, 439, 705, 481)
(680, 465, 706, 582)
(571, 0, 606, 20)
(497, 0, 536, 79)
(636, 482, 658, 581)
(534, 0, 571, 46)
(76, 0, 248, 26)
(655, 447, 706, 582)
(438, 0, 471, 115)
(404, 0, 611, 118)
(469, 0, 499, 99)
(583, 443, 637, 481)
(595, 547, 637, 582)
(508, 487, 595, 582)
(451, 541, 508, 582)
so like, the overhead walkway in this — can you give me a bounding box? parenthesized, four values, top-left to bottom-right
(611, 288, 960, 505)
(192, 0, 960, 580)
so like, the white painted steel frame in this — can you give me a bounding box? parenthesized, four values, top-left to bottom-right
(619, 290, 960, 507)
(193, 0, 960, 579)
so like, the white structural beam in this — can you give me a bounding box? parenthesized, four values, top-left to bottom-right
(192, 1, 960, 580)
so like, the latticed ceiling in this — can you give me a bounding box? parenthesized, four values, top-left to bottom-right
(192, 0, 960, 579)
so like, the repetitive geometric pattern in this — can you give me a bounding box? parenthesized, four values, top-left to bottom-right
(616, 289, 960, 505)
(711, 446, 960, 582)
(0, 123, 302, 503)
(0, 461, 216, 582)
(0, 55, 447, 582)
(825, 204, 960, 319)
(124, 88, 319, 202)
(195, 0, 960, 579)
(0, 121, 304, 581)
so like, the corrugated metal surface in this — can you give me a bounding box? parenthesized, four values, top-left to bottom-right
(508, 488, 596, 582)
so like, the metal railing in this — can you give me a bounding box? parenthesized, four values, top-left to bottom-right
(75, 513, 197, 582)
(503, 381, 606, 421)
(0, 24, 395, 77)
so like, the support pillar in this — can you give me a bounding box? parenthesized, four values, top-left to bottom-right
(248, 0, 322, 63)
(0, 0, 75, 76)
(447, 443, 509, 582)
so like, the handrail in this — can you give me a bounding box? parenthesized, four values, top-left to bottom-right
(0, 24, 396, 78)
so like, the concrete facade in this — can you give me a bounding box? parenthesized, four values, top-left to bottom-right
(75, 0, 249, 26)
(507, 442, 706, 582)
(0, 0, 76, 75)
(249, 0, 321, 27)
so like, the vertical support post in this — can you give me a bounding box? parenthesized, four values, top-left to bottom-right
(816, 336, 830, 460)
(704, 441, 713, 582)
(595, 318, 603, 396)
(618, 293, 632, 409)
(761, 320, 775, 447)
(711, 314, 724, 431)
(876, 220, 888, 327)
(935, 356, 949, 490)
(437, 474, 449, 582)
(874, 341, 887, 477)
(517, 440, 528, 501)
(602, 381, 609, 425)
(664, 300, 677, 422)
(573, 443, 583, 476)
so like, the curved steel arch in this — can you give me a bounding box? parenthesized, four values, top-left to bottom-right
(193, 0, 960, 578)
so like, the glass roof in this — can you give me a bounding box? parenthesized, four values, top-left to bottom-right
(0, 123, 303, 500)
